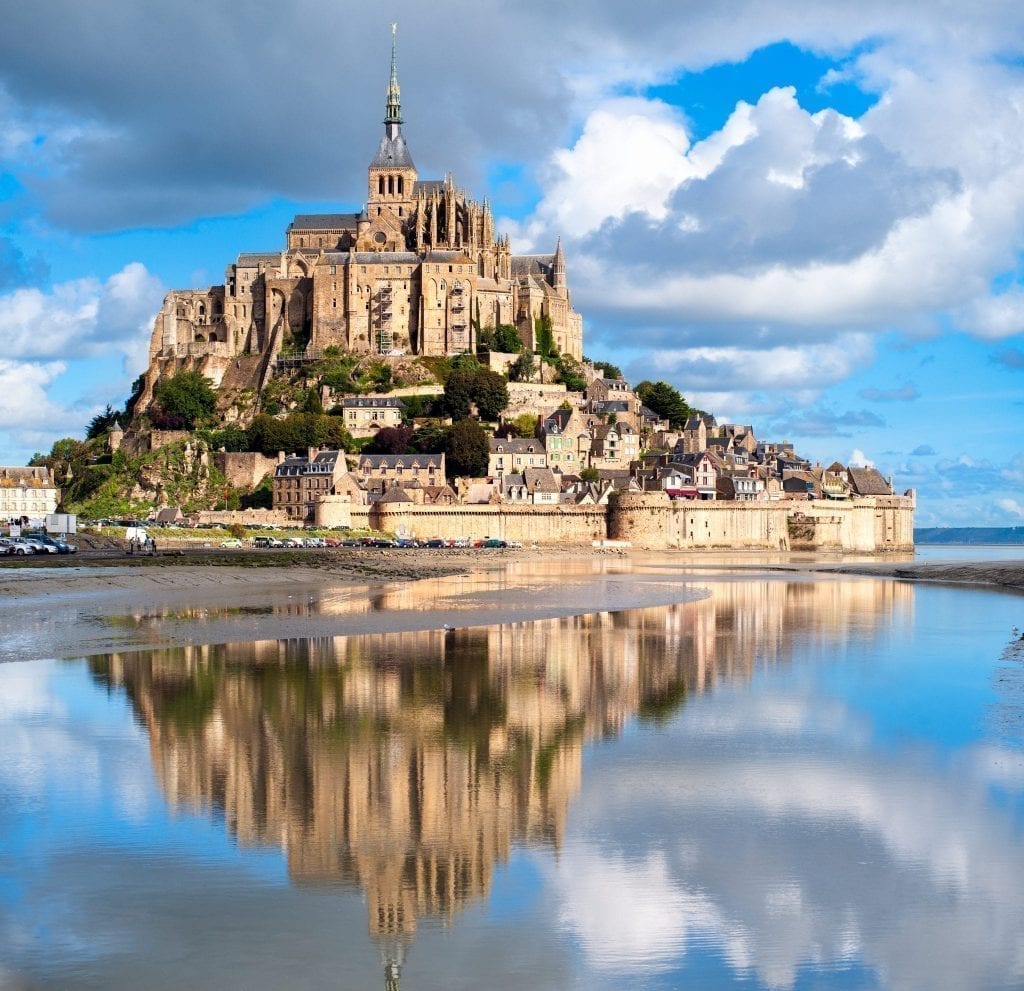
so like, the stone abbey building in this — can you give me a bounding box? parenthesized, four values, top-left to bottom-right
(141, 30, 582, 408)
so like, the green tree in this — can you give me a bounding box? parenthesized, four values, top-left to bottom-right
(508, 350, 536, 383)
(509, 413, 539, 438)
(580, 467, 600, 482)
(86, 405, 119, 440)
(445, 418, 489, 478)
(635, 380, 692, 429)
(493, 324, 524, 353)
(443, 364, 508, 421)
(410, 423, 450, 454)
(302, 387, 324, 414)
(153, 371, 217, 429)
(473, 368, 509, 421)
(444, 368, 478, 419)
(534, 313, 555, 358)
(205, 425, 249, 452)
(365, 425, 415, 455)
(554, 354, 586, 392)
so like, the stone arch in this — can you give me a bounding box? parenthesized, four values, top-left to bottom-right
(289, 256, 310, 278)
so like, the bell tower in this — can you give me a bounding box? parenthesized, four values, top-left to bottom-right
(367, 23, 418, 231)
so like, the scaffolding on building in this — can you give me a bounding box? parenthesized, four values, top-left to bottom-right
(450, 280, 467, 349)
(376, 284, 394, 354)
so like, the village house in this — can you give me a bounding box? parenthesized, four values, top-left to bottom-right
(590, 421, 639, 471)
(487, 437, 547, 478)
(356, 452, 445, 494)
(540, 407, 592, 475)
(669, 451, 719, 500)
(340, 396, 405, 437)
(273, 448, 347, 521)
(0, 466, 60, 521)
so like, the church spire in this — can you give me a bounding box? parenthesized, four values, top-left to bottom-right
(385, 22, 402, 128)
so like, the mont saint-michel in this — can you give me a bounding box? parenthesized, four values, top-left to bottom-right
(19, 31, 913, 554)
(137, 29, 581, 411)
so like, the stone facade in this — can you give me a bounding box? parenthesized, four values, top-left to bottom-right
(137, 32, 583, 417)
(0, 466, 59, 521)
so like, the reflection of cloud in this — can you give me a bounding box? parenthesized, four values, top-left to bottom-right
(553, 848, 694, 970)
(562, 687, 1024, 990)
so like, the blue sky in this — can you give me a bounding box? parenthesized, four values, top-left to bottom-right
(1, 2, 1023, 525)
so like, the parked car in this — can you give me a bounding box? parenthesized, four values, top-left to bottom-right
(282, 537, 305, 548)
(7, 538, 37, 555)
(21, 537, 57, 554)
(220, 538, 244, 548)
(423, 538, 446, 548)
(253, 536, 283, 548)
(478, 538, 508, 548)
(0, 540, 12, 556)
(30, 534, 76, 554)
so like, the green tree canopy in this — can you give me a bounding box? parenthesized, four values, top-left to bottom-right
(364, 425, 415, 455)
(493, 324, 524, 353)
(445, 418, 489, 478)
(534, 313, 555, 359)
(153, 371, 217, 429)
(86, 405, 119, 440)
(247, 412, 353, 456)
(508, 350, 536, 383)
(443, 366, 509, 421)
(635, 380, 692, 429)
(554, 354, 586, 392)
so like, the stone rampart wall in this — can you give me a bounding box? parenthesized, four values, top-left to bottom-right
(314, 492, 914, 551)
(213, 451, 279, 490)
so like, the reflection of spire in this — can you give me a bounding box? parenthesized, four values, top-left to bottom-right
(380, 937, 404, 991)
(385, 22, 402, 126)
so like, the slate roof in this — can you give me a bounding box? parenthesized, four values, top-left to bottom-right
(510, 255, 554, 277)
(342, 397, 405, 409)
(370, 132, 415, 169)
(237, 253, 280, 267)
(289, 214, 360, 231)
(489, 438, 543, 454)
(378, 487, 414, 503)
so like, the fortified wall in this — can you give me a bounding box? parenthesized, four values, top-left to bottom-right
(317, 490, 915, 552)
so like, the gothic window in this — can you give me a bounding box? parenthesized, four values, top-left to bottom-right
(398, 176, 404, 195)
(379, 177, 385, 195)
(388, 176, 394, 195)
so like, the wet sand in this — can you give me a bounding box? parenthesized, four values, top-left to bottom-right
(2, 548, 1021, 663)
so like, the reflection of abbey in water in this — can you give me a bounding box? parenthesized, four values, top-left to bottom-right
(91, 578, 909, 982)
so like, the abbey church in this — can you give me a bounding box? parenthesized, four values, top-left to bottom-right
(142, 30, 582, 402)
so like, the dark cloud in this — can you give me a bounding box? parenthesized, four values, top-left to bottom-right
(588, 136, 955, 281)
(858, 383, 919, 401)
(0, 2, 574, 231)
(910, 444, 936, 456)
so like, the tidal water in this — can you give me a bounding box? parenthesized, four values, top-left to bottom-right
(2, 571, 1023, 990)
